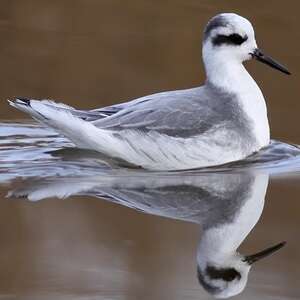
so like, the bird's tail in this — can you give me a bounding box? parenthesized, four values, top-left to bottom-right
(8, 98, 119, 154)
(9, 98, 107, 122)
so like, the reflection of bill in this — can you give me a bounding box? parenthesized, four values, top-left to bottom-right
(9, 169, 285, 298)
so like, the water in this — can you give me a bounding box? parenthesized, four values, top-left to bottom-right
(0, 122, 300, 300)
(0, 1, 300, 299)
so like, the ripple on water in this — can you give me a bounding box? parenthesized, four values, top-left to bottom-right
(0, 121, 300, 183)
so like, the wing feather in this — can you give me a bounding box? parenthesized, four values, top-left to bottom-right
(94, 86, 228, 138)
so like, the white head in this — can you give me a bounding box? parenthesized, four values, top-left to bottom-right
(203, 13, 257, 64)
(197, 242, 286, 298)
(202, 13, 290, 85)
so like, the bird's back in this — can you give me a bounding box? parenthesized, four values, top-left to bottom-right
(95, 85, 254, 142)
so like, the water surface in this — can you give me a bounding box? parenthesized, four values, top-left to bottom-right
(0, 122, 300, 299)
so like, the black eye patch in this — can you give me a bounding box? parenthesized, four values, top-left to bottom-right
(206, 266, 242, 282)
(212, 33, 248, 46)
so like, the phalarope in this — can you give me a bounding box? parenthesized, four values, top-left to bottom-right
(9, 13, 290, 170)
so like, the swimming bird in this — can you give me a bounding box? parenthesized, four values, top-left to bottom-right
(8, 169, 286, 298)
(9, 13, 290, 170)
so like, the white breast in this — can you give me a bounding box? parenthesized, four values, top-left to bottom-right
(235, 72, 270, 149)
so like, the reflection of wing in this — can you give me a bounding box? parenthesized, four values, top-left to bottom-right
(9, 171, 257, 226)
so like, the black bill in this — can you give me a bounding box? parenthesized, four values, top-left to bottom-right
(251, 49, 291, 75)
(243, 241, 286, 265)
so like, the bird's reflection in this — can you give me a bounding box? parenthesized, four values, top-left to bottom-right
(9, 168, 285, 298)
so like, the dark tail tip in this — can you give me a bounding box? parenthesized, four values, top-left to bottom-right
(16, 97, 30, 104)
(14, 97, 31, 107)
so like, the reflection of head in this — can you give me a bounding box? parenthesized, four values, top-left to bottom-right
(197, 258, 250, 298)
(197, 242, 286, 298)
(195, 171, 285, 298)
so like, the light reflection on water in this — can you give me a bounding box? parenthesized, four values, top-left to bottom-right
(0, 121, 300, 299)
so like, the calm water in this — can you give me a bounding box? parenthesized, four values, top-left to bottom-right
(0, 1, 300, 300)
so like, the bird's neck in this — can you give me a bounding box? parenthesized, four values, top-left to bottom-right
(203, 49, 270, 148)
(203, 46, 257, 93)
(197, 173, 268, 266)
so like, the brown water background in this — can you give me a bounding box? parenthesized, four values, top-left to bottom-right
(0, 1, 299, 299)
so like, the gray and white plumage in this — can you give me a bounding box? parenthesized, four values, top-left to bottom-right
(9, 13, 289, 170)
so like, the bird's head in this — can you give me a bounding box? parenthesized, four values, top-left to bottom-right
(202, 13, 290, 75)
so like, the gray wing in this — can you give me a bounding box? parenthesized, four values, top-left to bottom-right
(43, 90, 159, 121)
(88, 178, 252, 225)
(9, 172, 254, 226)
(93, 86, 243, 138)
(91, 95, 153, 116)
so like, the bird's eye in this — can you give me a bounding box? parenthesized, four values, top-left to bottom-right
(212, 33, 248, 46)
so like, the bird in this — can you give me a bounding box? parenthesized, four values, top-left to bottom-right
(8, 167, 286, 298)
(9, 13, 290, 171)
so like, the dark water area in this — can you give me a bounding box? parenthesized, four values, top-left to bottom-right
(0, 1, 300, 300)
